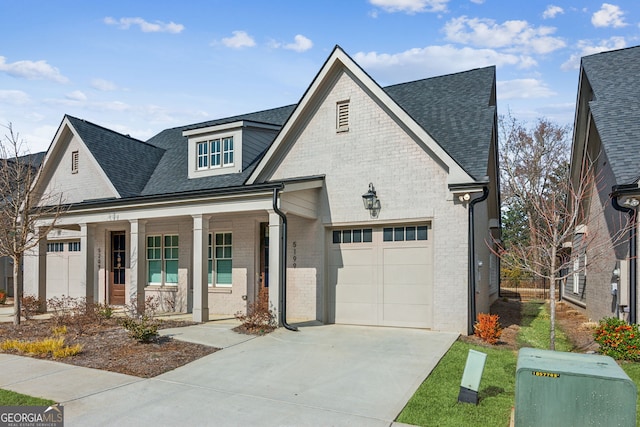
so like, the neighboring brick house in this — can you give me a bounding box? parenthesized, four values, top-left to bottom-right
(23, 46, 500, 334)
(567, 46, 640, 323)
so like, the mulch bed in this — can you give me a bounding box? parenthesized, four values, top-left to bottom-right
(0, 317, 219, 378)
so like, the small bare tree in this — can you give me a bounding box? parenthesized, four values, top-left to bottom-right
(0, 123, 64, 325)
(499, 155, 633, 350)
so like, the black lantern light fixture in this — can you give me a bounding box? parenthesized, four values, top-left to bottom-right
(362, 182, 381, 218)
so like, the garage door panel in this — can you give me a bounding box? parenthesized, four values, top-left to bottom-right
(383, 264, 431, 285)
(383, 284, 432, 305)
(331, 265, 374, 285)
(330, 247, 375, 265)
(67, 254, 83, 298)
(383, 303, 432, 327)
(46, 255, 66, 298)
(383, 247, 430, 265)
(335, 284, 377, 304)
(335, 302, 377, 325)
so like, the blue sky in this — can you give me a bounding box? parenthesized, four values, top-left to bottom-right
(1, 0, 639, 152)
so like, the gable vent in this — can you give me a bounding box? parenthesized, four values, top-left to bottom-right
(71, 151, 79, 174)
(336, 100, 349, 132)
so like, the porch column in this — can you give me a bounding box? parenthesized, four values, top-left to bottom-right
(79, 223, 96, 302)
(268, 211, 282, 324)
(33, 227, 47, 307)
(129, 219, 146, 311)
(192, 214, 210, 322)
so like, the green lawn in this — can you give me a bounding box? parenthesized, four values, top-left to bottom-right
(397, 301, 637, 427)
(0, 388, 55, 406)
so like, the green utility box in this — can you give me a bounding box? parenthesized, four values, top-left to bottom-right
(515, 348, 636, 427)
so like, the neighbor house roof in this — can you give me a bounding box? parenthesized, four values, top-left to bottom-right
(581, 46, 640, 185)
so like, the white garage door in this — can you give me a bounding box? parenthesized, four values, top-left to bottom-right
(329, 225, 433, 328)
(46, 241, 83, 299)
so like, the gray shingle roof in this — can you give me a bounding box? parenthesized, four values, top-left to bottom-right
(63, 64, 495, 200)
(385, 66, 496, 181)
(141, 105, 295, 195)
(582, 46, 640, 185)
(66, 116, 165, 197)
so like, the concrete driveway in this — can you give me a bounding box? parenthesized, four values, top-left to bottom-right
(1, 322, 457, 426)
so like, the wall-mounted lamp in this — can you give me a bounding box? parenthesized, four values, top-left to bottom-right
(362, 182, 381, 218)
(458, 193, 471, 203)
(622, 197, 640, 207)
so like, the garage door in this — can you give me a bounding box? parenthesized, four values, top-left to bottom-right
(46, 241, 83, 299)
(329, 225, 433, 328)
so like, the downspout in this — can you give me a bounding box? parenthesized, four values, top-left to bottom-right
(612, 195, 637, 324)
(468, 187, 490, 335)
(273, 187, 298, 331)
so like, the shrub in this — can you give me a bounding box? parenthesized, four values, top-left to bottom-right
(235, 287, 277, 335)
(120, 316, 159, 343)
(47, 296, 112, 335)
(474, 313, 503, 345)
(1, 335, 82, 359)
(0, 291, 6, 305)
(21, 295, 42, 320)
(594, 317, 640, 361)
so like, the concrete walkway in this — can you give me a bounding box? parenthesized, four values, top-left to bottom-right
(1, 318, 457, 426)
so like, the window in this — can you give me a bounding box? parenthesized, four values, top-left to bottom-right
(147, 235, 178, 286)
(197, 137, 234, 170)
(47, 242, 64, 252)
(572, 256, 580, 294)
(71, 151, 79, 174)
(333, 229, 372, 244)
(68, 241, 81, 252)
(336, 100, 349, 132)
(383, 226, 428, 242)
(214, 232, 232, 286)
(197, 142, 209, 169)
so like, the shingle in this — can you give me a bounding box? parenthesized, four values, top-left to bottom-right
(384, 66, 496, 181)
(581, 46, 640, 185)
(66, 116, 165, 197)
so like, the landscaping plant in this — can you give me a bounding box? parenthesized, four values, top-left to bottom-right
(0, 291, 5, 305)
(119, 296, 160, 343)
(235, 286, 277, 334)
(20, 295, 42, 320)
(594, 317, 640, 361)
(474, 313, 503, 345)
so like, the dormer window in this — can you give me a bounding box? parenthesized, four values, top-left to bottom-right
(196, 136, 234, 171)
(184, 120, 279, 180)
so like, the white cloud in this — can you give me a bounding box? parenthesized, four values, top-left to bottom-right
(220, 31, 256, 49)
(65, 90, 87, 101)
(591, 3, 627, 28)
(91, 78, 118, 91)
(354, 45, 536, 83)
(443, 16, 566, 54)
(0, 90, 30, 105)
(560, 36, 626, 70)
(369, 0, 449, 14)
(284, 35, 313, 52)
(0, 56, 68, 83)
(470, 0, 485, 4)
(543, 5, 564, 19)
(497, 79, 556, 99)
(104, 16, 184, 33)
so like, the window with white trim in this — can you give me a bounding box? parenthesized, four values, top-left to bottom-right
(383, 226, 428, 242)
(572, 256, 580, 294)
(47, 242, 64, 252)
(213, 232, 232, 286)
(146, 235, 179, 286)
(197, 137, 234, 170)
(68, 241, 81, 252)
(333, 228, 372, 244)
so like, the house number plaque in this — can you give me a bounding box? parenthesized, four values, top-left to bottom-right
(292, 241, 297, 268)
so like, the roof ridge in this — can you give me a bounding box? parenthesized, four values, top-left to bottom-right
(65, 114, 161, 150)
(164, 104, 298, 132)
(583, 44, 640, 60)
(382, 65, 495, 90)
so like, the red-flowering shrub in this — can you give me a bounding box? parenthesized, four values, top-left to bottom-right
(594, 317, 640, 361)
(474, 313, 503, 344)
